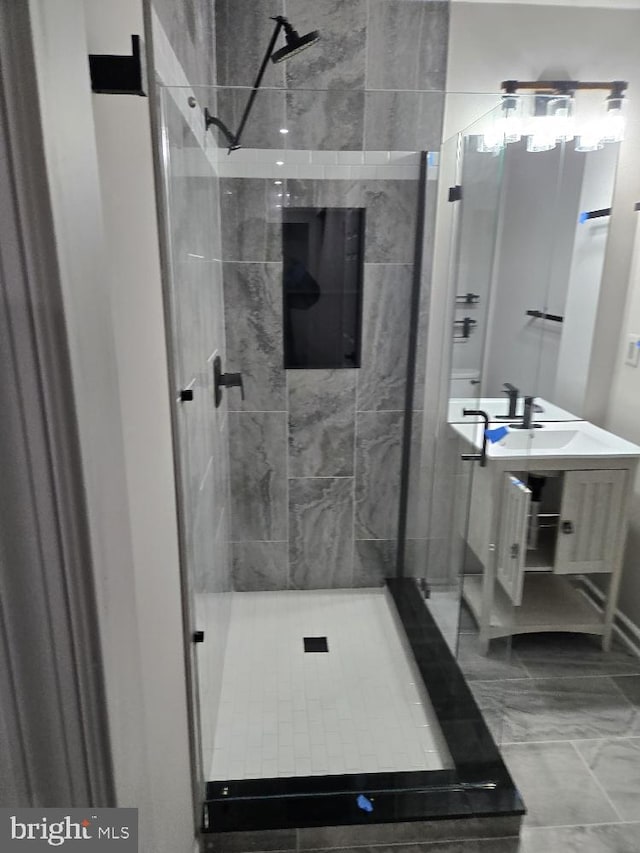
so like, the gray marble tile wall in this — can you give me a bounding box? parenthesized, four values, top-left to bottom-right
(222, 175, 428, 589)
(213, 0, 448, 152)
(212, 0, 450, 590)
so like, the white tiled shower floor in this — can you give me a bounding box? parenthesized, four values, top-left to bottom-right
(207, 588, 452, 780)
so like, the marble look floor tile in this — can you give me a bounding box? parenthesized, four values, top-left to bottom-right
(358, 264, 413, 411)
(285, 0, 366, 90)
(613, 675, 640, 706)
(575, 737, 640, 821)
(285, 90, 365, 151)
(298, 816, 521, 849)
(513, 633, 640, 679)
(355, 411, 403, 540)
(353, 539, 396, 587)
(288, 369, 356, 477)
(457, 634, 530, 682)
(231, 542, 289, 592)
(518, 824, 640, 853)
(366, 0, 448, 91)
(228, 412, 287, 541)
(203, 827, 295, 853)
(502, 741, 618, 827)
(223, 262, 285, 411)
(472, 676, 640, 743)
(289, 478, 354, 588)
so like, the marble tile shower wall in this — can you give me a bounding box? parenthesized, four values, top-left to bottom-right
(214, 0, 449, 590)
(214, 0, 448, 153)
(162, 91, 232, 760)
(221, 175, 433, 590)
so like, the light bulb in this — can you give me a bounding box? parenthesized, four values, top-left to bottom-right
(601, 100, 626, 144)
(575, 120, 605, 152)
(526, 116, 557, 153)
(548, 97, 574, 142)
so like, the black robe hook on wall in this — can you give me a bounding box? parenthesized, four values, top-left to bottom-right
(88, 34, 146, 96)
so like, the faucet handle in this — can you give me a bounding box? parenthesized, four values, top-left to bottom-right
(503, 382, 518, 396)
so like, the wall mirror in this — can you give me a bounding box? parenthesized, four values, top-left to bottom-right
(445, 94, 623, 422)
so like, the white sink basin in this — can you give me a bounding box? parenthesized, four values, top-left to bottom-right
(495, 429, 579, 451)
(449, 418, 640, 460)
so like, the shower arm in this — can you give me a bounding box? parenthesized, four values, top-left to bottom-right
(205, 16, 287, 153)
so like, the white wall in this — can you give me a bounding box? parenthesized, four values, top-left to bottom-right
(446, 2, 640, 423)
(82, 1, 195, 849)
(29, 1, 194, 850)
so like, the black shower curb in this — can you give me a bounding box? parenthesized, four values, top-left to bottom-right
(203, 578, 524, 833)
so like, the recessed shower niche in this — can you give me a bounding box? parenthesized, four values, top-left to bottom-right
(282, 207, 365, 369)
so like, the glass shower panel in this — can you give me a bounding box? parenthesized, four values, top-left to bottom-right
(158, 85, 232, 800)
(158, 83, 523, 835)
(405, 101, 538, 751)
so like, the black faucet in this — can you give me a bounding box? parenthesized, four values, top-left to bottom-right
(510, 395, 542, 430)
(496, 382, 519, 419)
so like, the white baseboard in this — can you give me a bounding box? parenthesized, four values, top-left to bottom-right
(580, 576, 640, 659)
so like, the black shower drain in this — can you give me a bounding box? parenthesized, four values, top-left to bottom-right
(303, 636, 328, 653)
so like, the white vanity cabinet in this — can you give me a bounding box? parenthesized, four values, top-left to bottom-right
(460, 451, 638, 654)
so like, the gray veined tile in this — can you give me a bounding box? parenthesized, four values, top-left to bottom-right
(231, 541, 289, 592)
(366, 0, 448, 91)
(364, 91, 445, 152)
(456, 633, 530, 682)
(614, 675, 640, 706)
(223, 262, 285, 411)
(358, 264, 413, 412)
(215, 86, 287, 150)
(501, 741, 618, 827)
(215, 0, 286, 88)
(361, 180, 419, 263)
(220, 179, 282, 262)
(518, 824, 640, 853)
(289, 478, 354, 589)
(353, 540, 397, 587)
(575, 737, 640, 821)
(471, 676, 640, 744)
(513, 632, 640, 678)
(288, 369, 356, 477)
(228, 411, 287, 541)
(153, 0, 216, 86)
(285, 90, 364, 151)
(284, 0, 366, 90)
(355, 411, 403, 540)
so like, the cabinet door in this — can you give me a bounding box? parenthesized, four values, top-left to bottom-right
(555, 469, 626, 574)
(497, 475, 531, 606)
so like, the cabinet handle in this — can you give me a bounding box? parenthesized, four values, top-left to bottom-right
(561, 520, 574, 534)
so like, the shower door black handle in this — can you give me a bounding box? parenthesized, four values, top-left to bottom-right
(213, 355, 245, 407)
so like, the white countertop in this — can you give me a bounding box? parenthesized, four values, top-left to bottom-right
(450, 418, 640, 461)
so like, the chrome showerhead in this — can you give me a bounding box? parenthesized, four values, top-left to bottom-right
(270, 17, 320, 64)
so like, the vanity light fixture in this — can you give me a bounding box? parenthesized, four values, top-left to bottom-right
(477, 80, 628, 154)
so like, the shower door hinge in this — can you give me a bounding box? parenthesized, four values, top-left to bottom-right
(448, 185, 462, 202)
(88, 35, 147, 96)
